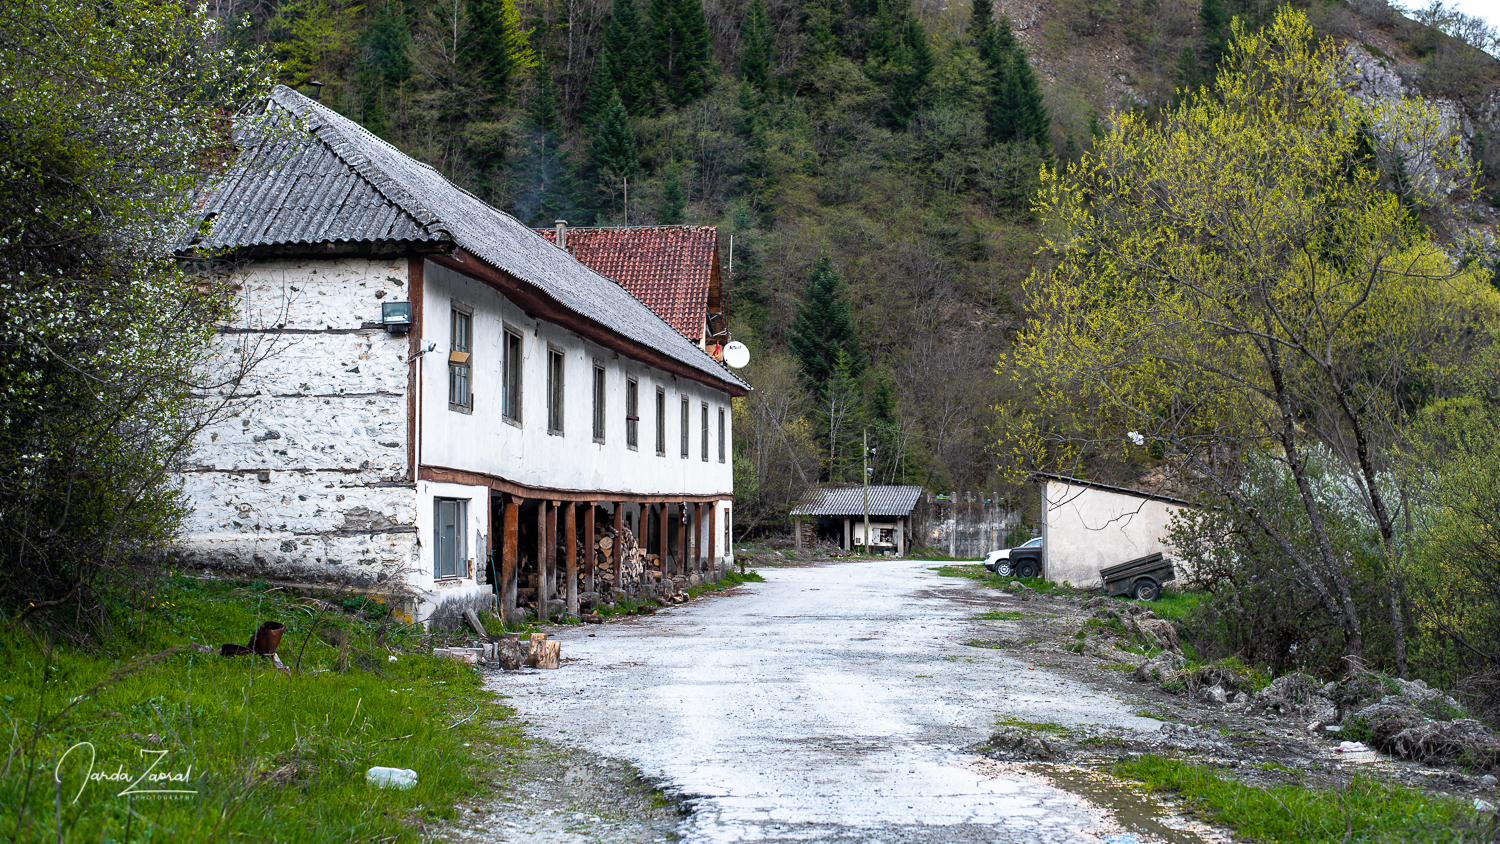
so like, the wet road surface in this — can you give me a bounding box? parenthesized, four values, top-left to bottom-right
(490, 558, 1168, 843)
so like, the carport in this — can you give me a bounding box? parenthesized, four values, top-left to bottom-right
(790, 486, 923, 554)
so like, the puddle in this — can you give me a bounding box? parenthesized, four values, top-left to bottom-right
(1035, 764, 1221, 844)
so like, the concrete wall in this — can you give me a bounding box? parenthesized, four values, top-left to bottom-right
(419, 260, 734, 499)
(1043, 481, 1185, 587)
(177, 257, 418, 599)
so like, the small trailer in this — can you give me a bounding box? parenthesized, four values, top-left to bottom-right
(1099, 552, 1176, 601)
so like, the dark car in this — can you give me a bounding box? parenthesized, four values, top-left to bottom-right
(982, 536, 1043, 579)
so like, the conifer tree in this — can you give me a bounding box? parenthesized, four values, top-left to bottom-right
(361, 3, 413, 86)
(989, 31, 1049, 152)
(464, 0, 537, 102)
(661, 161, 686, 223)
(865, 0, 932, 127)
(1200, 0, 1229, 71)
(648, 0, 714, 106)
(588, 88, 640, 183)
(512, 75, 579, 226)
(968, 0, 993, 40)
(817, 350, 869, 483)
(789, 254, 865, 390)
(1174, 44, 1203, 95)
(740, 0, 773, 91)
(602, 0, 650, 113)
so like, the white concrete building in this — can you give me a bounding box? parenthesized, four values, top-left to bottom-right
(1039, 474, 1191, 587)
(176, 86, 748, 627)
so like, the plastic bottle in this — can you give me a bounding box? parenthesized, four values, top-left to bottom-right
(366, 766, 418, 789)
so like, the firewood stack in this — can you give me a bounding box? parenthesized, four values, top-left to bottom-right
(589, 525, 650, 597)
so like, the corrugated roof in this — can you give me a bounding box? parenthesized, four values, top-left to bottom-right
(187, 86, 747, 393)
(535, 226, 715, 341)
(791, 486, 925, 517)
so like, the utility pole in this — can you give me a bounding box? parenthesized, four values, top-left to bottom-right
(862, 429, 871, 556)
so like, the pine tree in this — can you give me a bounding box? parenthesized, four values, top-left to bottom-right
(789, 254, 865, 390)
(589, 88, 640, 182)
(648, 0, 714, 107)
(990, 34, 1049, 151)
(603, 0, 650, 113)
(660, 161, 686, 223)
(1174, 43, 1203, 96)
(511, 75, 579, 226)
(361, 3, 413, 86)
(1200, 0, 1229, 72)
(817, 350, 869, 483)
(740, 0, 773, 91)
(968, 0, 993, 39)
(864, 0, 932, 127)
(465, 0, 537, 102)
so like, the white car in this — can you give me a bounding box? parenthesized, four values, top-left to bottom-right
(983, 536, 1044, 577)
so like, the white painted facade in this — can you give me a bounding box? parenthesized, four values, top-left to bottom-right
(1042, 480, 1187, 587)
(178, 256, 736, 625)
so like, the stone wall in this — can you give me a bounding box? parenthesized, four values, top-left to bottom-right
(177, 257, 418, 598)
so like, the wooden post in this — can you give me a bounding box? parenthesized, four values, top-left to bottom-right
(659, 502, 670, 578)
(612, 503, 624, 588)
(502, 495, 521, 624)
(896, 515, 905, 557)
(535, 503, 547, 621)
(708, 502, 718, 571)
(694, 502, 705, 571)
(677, 503, 687, 580)
(794, 516, 802, 551)
(844, 517, 851, 551)
(584, 502, 596, 595)
(565, 502, 578, 616)
(545, 501, 558, 621)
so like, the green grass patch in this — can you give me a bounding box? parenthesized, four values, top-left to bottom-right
(0, 575, 516, 843)
(974, 610, 1025, 620)
(1116, 756, 1481, 843)
(685, 568, 766, 599)
(931, 564, 1059, 593)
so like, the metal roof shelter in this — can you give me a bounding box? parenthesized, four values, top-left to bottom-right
(791, 486, 924, 555)
(186, 85, 746, 394)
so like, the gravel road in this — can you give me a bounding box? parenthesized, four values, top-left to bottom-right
(485, 559, 1190, 843)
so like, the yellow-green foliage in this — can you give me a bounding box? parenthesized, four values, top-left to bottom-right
(0, 577, 516, 843)
(1003, 7, 1496, 481)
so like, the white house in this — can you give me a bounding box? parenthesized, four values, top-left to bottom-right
(176, 86, 748, 627)
(1038, 474, 1191, 587)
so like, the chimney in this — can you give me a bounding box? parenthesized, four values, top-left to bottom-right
(555, 220, 568, 251)
(308, 80, 324, 101)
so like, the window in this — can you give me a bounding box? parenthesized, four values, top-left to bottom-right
(434, 498, 467, 578)
(592, 361, 606, 443)
(626, 377, 639, 450)
(547, 347, 565, 435)
(718, 407, 726, 463)
(448, 308, 472, 410)
(701, 403, 709, 462)
(502, 328, 522, 424)
(680, 396, 690, 458)
(655, 387, 666, 456)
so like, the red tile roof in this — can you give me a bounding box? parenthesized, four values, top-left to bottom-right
(535, 225, 721, 342)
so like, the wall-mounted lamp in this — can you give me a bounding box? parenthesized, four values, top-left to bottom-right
(382, 301, 413, 334)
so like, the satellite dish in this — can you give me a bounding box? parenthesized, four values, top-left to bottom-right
(723, 341, 750, 369)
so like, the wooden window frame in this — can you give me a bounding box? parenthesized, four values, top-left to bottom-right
(434, 497, 468, 579)
(546, 346, 565, 435)
(448, 306, 473, 412)
(502, 326, 523, 426)
(718, 406, 726, 463)
(655, 387, 666, 456)
(626, 377, 639, 450)
(680, 395, 690, 459)
(592, 360, 606, 444)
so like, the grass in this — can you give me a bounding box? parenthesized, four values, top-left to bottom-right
(994, 717, 1071, 733)
(0, 575, 518, 843)
(685, 568, 766, 599)
(931, 564, 1059, 593)
(1116, 756, 1482, 843)
(973, 610, 1025, 621)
